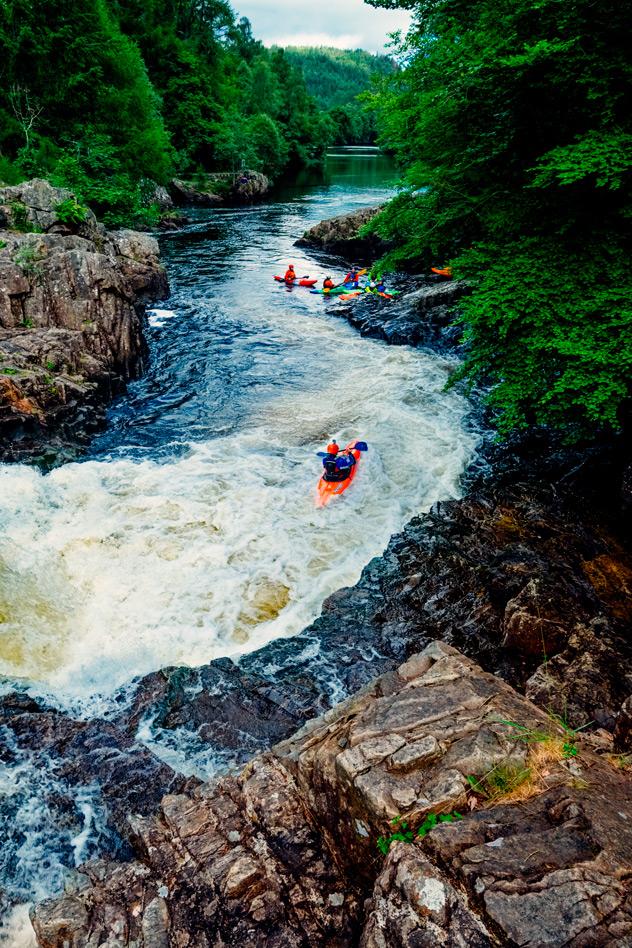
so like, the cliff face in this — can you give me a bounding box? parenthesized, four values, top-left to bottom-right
(0, 179, 168, 461)
(32, 643, 632, 947)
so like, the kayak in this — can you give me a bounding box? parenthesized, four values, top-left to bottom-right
(339, 291, 363, 301)
(431, 267, 452, 278)
(310, 284, 357, 296)
(274, 275, 318, 287)
(316, 439, 365, 507)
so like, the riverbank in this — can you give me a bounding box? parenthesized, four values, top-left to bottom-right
(0, 180, 168, 464)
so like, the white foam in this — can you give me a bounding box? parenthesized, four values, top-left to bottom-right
(0, 334, 476, 709)
(147, 308, 177, 328)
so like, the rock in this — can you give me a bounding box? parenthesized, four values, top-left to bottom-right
(140, 179, 174, 211)
(296, 205, 391, 262)
(525, 619, 632, 730)
(0, 179, 100, 237)
(169, 178, 223, 207)
(332, 277, 469, 350)
(0, 180, 168, 461)
(614, 696, 632, 753)
(0, 692, 195, 842)
(169, 171, 270, 208)
(230, 170, 269, 202)
(31, 644, 632, 947)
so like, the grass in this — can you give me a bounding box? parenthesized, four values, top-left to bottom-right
(466, 714, 593, 807)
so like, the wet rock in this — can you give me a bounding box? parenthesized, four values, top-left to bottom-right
(296, 205, 391, 262)
(32, 644, 632, 947)
(0, 693, 194, 841)
(332, 277, 468, 350)
(0, 180, 168, 462)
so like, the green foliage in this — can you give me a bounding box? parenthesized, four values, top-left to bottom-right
(13, 240, 44, 278)
(0, 0, 331, 223)
(54, 198, 88, 225)
(499, 715, 592, 759)
(366, 0, 632, 441)
(284, 47, 395, 146)
(9, 202, 35, 233)
(376, 811, 463, 854)
(0, 240, 6, 250)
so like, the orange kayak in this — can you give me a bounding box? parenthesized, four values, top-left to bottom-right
(316, 439, 364, 507)
(431, 267, 452, 278)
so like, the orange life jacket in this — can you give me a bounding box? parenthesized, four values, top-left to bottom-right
(323, 278, 334, 289)
(285, 269, 296, 282)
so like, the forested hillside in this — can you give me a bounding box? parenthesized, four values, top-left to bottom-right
(0, 0, 330, 224)
(284, 47, 395, 145)
(367, 0, 632, 441)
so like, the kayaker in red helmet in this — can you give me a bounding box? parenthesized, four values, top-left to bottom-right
(326, 439, 339, 455)
(284, 265, 296, 283)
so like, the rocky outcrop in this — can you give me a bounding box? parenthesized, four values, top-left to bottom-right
(333, 277, 469, 350)
(296, 205, 391, 262)
(32, 643, 632, 946)
(169, 170, 270, 207)
(0, 179, 168, 461)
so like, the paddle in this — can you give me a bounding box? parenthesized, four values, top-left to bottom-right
(316, 442, 368, 457)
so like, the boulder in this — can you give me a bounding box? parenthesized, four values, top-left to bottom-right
(0, 179, 99, 237)
(31, 643, 632, 947)
(332, 277, 468, 350)
(169, 178, 223, 207)
(296, 205, 391, 262)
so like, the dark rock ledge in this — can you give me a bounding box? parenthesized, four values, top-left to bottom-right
(0, 179, 169, 463)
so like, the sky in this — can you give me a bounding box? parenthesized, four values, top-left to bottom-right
(233, 0, 412, 54)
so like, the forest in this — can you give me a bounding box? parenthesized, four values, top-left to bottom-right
(367, 0, 632, 440)
(283, 47, 395, 145)
(0, 0, 332, 225)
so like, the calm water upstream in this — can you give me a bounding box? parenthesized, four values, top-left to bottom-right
(0, 149, 477, 939)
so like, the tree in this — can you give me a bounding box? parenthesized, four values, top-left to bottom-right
(367, 0, 632, 439)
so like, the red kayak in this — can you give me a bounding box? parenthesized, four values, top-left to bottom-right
(316, 439, 365, 507)
(274, 275, 317, 287)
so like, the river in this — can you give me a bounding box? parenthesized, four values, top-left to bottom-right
(0, 148, 477, 941)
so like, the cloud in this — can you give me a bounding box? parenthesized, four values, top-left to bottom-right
(233, 0, 411, 54)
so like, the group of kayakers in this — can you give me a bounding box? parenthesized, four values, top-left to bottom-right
(283, 263, 389, 294)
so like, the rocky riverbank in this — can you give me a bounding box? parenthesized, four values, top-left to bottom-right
(32, 642, 632, 946)
(0, 180, 168, 463)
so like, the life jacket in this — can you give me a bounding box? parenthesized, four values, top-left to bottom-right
(323, 279, 334, 289)
(285, 269, 296, 282)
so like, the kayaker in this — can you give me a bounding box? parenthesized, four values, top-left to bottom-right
(284, 265, 296, 283)
(323, 276, 335, 290)
(323, 450, 355, 482)
(344, 266, 360, 287)
(326, 439, 339, 455)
